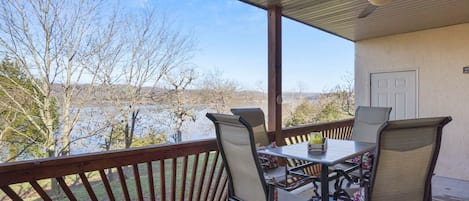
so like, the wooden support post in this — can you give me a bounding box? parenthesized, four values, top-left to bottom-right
(267, 6, 283, 145)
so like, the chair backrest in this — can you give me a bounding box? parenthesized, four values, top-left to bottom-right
(370, 116, 452, 201)
(351, 106, 392, 143)
(231, 108, 270, 146)
(206, 113, 268, 201)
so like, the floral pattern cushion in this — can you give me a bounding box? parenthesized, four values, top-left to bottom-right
(351, 187, 366, 201)
(350, 151, 375, 170)
(337, 187, 366, 201)
(256, 142, 279, 170)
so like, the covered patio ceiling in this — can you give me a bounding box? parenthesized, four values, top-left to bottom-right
(240, 0, 469, 41)
(238, 0, 469, 144)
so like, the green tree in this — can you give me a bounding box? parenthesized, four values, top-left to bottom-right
(131, 131, 167, 148)
(314, 101, 344, 122)
(0, 58, 58, 161)
(0, 0, 122, 161)
(284, 100, 317, 127)
(284, 73, 354, 127)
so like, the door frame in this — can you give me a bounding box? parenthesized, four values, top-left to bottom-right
(368, 69, 419, 118)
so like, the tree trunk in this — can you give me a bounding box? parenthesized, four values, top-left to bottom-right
(176, 107, 183, 143)
(47, 140, 60, 196)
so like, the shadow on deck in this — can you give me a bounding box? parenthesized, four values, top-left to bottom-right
(432, 176, 469, 201)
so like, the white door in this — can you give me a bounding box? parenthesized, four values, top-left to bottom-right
(370, 71, 416, 120)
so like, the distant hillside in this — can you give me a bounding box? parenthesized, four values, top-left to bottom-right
(50, 84, 270, 107)
(282, 92, 321, 103)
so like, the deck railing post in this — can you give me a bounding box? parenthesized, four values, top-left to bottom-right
(267, 5, 283, 145)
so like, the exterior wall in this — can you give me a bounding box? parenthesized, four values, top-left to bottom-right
(355, 23, 469, 181)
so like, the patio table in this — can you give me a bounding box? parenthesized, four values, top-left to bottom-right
(258, 139, 375, 201)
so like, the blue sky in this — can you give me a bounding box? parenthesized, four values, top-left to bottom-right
(131, 0, 354, 93)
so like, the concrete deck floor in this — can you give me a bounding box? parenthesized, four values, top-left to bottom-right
(293, 176, 469, 200)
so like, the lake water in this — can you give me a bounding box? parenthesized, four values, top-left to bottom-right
(68, 105, 218, 155)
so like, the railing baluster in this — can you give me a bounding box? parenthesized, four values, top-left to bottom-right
(1, 186, 22, 201)
(188, 154, 199, 201)
(179, 155, 188, 201)
(79, 173, 98, 201)
(295, 136, 302, 143)
(56, 177, 77, 201)
(217, 174, 228, 201)
(210, 163, 224, 201)
(203, 152, 219, 201)
(160, 160, 166, 201)
(147, 162, 155, 201)
(117, 167, 131, 201)
(29, 181, 51, 201)
(196, 152, 210, 201)
(171, 158, 177, 201)
(132, 164, 144, 201)
(99, 169, 116, 201)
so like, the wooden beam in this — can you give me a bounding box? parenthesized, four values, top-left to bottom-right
(267, 6, 283, 145)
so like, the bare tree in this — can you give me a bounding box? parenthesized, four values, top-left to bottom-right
(0, 0, 119, 159)
(322, 72, 355, 116)
(160, 67, 197, 143)
(97, 8, 195, 148)
(198, 69, 238, 113)
(336, 72, 355, 116)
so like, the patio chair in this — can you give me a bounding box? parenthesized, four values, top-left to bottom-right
(333, 106, 391, 186)
(231, 108, 318, 189)
(351, 106, 392, 143)
(337, 116, 452, 201)
(206, 113, 313, 201)
(230, 108, 270, 146)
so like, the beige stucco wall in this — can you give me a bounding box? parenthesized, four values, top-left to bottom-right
(355, 23, 469, 181)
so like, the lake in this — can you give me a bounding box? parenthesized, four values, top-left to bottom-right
(68, 105, 219, 155)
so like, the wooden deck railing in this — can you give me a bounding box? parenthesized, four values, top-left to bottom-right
(0, 139, 227, 201)
(281, 118, 354, 143)
(0, 118, 354, 201)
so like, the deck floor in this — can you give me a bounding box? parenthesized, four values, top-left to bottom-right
(293, 176, 469, 200)
(432, 176, 469, 201)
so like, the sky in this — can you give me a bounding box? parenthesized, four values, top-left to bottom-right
(128, 0, 354, 93)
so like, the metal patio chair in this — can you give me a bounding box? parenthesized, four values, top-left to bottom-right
(231, 108, 319, 191)
(206, 113, 314, 201)
(333, 106, 392, 186)
(337, 116, 452, 201)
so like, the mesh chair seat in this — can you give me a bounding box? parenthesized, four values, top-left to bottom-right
(207, 113, 314, 201)
(336, 116, 452, 201)
(334, 106, 391, 187)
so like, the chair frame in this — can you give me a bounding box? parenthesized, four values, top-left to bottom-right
(369, 116, 452, 201)
(206, 113, 270, 200)
(337, 116, 452, 201)
(338, 106, 392, 186)
(231, 107, 319, 193)
(351, 106, 392, 143)
(230, 108, 271, 145)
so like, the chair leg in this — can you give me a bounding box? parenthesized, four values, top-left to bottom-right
(312, 180, 320, 197)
